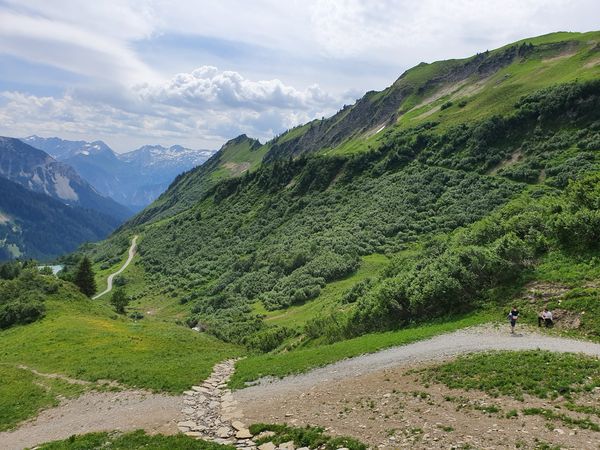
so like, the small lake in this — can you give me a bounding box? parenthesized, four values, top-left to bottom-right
(38, 264, 64, 275)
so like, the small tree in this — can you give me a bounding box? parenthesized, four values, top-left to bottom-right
(74, 257, 96, 297)
(110, 288, 129, 314)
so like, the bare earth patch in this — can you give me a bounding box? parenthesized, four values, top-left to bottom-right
(584, 56, 600, 69)
(234, 326, 600, 449)
(488, 149, 523, 175)
(223, 161, 251, 176)
(0, 390, 181, 450)
(542, 49, 578, 63)
(237, 364, 600, 449)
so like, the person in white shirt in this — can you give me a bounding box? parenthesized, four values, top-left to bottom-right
(538, 307, 554, 327)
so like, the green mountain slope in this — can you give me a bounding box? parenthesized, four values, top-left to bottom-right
(265, 31, 600, 159)
(124, 31, 599, 228)
(0, 265, 239, 430)
(87, 32, 600, 352)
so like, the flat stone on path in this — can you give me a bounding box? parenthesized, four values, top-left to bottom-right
(279, 441, 295, 450)
(216, 426, 231, 438)
(231, 421, 246, 431)
(258, 443, 277, 450)
(185, 431, 203, 437)
(177, 421, 197, 428)
(192, 386, 211, 393)
(235, 428, 253, 439)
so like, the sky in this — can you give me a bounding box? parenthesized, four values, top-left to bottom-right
(0, 0, 598, 152)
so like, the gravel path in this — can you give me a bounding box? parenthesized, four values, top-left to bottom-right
(4, 325, 600, 450)
(93, 235, 137, 299)
(235, 325, 600, 402)
(0, 389, 181, 450)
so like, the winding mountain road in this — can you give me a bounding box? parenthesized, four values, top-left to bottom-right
(93, 235, 138, 299)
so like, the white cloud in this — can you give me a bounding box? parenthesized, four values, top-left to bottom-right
(0, 64, 343, 151)
(0, 0, 599, 150)
(307, 0, 599, 62)
(0, 7, 158, 85)
(137, 66, 336, 110)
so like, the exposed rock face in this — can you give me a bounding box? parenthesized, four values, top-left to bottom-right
(263, 43, 539, 162)
(23, 135, 215, 212)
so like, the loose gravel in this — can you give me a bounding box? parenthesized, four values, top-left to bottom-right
(235, 324, 600, 402)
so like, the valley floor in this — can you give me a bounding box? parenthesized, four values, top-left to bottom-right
(3, 324, 600, 449)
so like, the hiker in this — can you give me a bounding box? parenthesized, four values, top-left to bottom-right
(507, 306, 519, 334)
(538, 307, 554, 327)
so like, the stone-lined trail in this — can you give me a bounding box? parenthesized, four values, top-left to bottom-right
(177, 359, 258, 449)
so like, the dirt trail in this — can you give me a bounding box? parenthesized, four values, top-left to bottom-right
(234, 325, 600, 401)
(17, 365, 91, 385)
(93, 235, 137, 299)
(0, 390, 181, 450)
(4, 325, 600, 449)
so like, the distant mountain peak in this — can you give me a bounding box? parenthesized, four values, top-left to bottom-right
(21, 135, 216, 211)
(0, 136, 130, 221)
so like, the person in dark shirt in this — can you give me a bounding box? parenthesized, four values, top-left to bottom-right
(507, 306, 519, 334)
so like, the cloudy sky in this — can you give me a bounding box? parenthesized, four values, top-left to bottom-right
(0, 0, 598, 152)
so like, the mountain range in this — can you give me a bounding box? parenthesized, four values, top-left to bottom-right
(0, 137, 129, 260)
(0, 135, 214, 260)
(22, 136, 215, 211)
(0, 137, 130, 220)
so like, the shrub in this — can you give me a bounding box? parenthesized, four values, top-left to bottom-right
(243, 326, 295, 353)
(110, 288, 129, 314)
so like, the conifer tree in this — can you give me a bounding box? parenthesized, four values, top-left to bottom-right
(74, 257, 96, 297)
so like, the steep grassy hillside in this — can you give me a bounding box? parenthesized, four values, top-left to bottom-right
(83, 32, 600, 363)
(88, 78, 600, 348)
(124, 32, 598, 229)
(265, 31, 600, 159)
(0, 266, 240, 429)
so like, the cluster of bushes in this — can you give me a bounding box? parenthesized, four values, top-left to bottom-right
(242, 326, 297, 353)
(135, 159, 517, 345)
(0, 262, 60, 329)
(420, 80, 600, 174)
(306, 173, 600, 342)
(249, 423, 366, 450)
